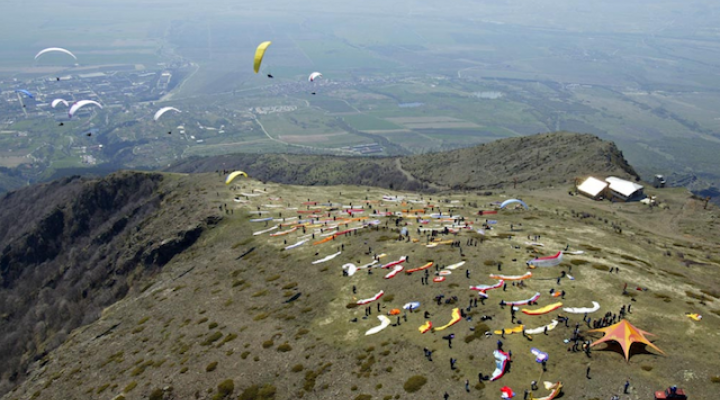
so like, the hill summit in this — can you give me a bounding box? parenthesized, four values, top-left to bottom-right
(169, 132, 639, 191)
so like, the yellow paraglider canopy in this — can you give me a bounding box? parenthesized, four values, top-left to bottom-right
(225, 171, 248, 185)
(254, 41, 272, 74)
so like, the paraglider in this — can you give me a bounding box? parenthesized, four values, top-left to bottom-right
(312, 251, 341, 264)
(308, 72, 322, 95)
(527, 252, 563, 268)
(563, 301, 600, 314)
(365, 315, 391, 335)
(490, 350, 510, 381)
(153, 107, 181, 121)
(225, 171, 248, 185)
(505, 292, 541, 306)
(525, 320, 558, 335)
(418, 320, 432, 334)
(434, 308, 461, 331)
(523, 302, 563, 316)
(500, 199, 529, 210)
(403, 302, 420, 311)
(34, 47, 77, 61)
(531, 348, 549, 363)
(254, 41, 272, 76)
(68, 100, 103, 118)
(356, 290, 384, 305)
(500, 386, 515, 399)
(14, 89, 34, 99)
(529, 381, 563, 400)
(51, 99, 69, 108)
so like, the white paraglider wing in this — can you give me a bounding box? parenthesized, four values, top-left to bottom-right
(51, 99, 69, 108)
(68, 100, 103, 118)
(308, 72, 323, 82)
(153, 107, 181, 121)
(35, 47, 77, 60)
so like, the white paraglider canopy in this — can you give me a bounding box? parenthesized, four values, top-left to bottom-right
(51, 99, 69, 108)
(35, 47, 77, 60)
(68, 100, 103, 118)
(153, 107, 181, 121)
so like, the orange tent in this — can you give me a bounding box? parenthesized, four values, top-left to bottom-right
(588, 320, 665, 362)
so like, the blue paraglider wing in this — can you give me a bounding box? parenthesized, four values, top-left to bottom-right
(15, 89, 34, 99)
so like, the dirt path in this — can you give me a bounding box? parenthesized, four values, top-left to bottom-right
(394, 158, 449, 191)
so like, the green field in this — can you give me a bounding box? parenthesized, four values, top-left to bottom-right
(341, 114, 400, 131)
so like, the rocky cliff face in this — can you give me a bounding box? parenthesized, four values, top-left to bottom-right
(0, 171, 218, 395)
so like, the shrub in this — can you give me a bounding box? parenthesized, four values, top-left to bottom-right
(711, 376, 720, 383)
(403, 375, 427, 393)
(591, 264, 610, 271)
(209, 322, 218, 329)
(355, 395, 372, 400)
(282, 282, 298, 289)
(206, 361, 218, 372)
(219, 333, 237, 346)
(217, 379, 235, 397)
(238, 384, 277, 400)
(123, 381, 138, 393)
(277, 343, 292, 352)
(149, 389, 164, 400)
(641, 365, 653, 371)
(263, 340, 275, 349)
(202, 332, 223, 346)
(291, 364, 304, 372)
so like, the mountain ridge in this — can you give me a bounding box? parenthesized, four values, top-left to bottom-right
(168, 132, 640, 191)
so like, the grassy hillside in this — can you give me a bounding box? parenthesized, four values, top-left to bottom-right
(1, 173, 719, 400)
(169, 132, 640, 192)
(0, 172, 219, 395)
(400, 132, 639, 190)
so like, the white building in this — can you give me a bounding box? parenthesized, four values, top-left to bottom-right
(605, 177, 644, 202)
(577, 177, 608, 200)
